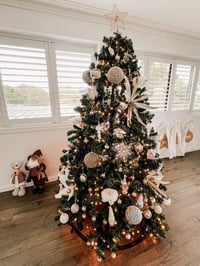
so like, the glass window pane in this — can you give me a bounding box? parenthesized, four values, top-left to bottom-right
(0, 44, 51, 119)
(55, 50, 91, 116)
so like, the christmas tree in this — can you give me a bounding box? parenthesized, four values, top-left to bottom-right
(55, 32, 171, 261)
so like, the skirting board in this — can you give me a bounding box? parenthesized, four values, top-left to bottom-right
(0, 175, 57, 193)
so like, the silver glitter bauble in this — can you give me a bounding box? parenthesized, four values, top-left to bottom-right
(125, 205, 143, 225)
(82, 70, 92, 85)
(107, 66, 124, 84)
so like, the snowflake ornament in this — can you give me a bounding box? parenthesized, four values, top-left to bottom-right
(114, 142, 132, 160)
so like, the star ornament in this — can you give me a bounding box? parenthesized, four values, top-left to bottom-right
(105, 4, 127, 32)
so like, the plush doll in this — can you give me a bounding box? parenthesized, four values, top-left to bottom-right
(11, 162, 26, 197)
(55, 165, 74, 200)
(25, 149, 48, 194)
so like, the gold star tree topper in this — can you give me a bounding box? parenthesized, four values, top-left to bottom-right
(105, 4, 127, 32)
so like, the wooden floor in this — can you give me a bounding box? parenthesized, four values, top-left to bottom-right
(0, 151, 200, 266)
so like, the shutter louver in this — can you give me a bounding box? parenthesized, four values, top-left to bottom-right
(55, 50, 91, 116)
(172, 64, 193, 110)
(147, 61, 171, 110)
(0, 44, 51, 119)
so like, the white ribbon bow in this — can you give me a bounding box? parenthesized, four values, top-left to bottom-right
(124, 76, 154, 127)
(146, 170, 170, 200)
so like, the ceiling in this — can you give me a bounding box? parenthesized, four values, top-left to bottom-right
(2, 0, 200, 39)
(28, 0, 200, 38)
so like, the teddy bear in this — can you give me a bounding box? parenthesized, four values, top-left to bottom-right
(25, 149, 48, 194)
(11, 162, 26, 197)
(55, 164, 74, 200)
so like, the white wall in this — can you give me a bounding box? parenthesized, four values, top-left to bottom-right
(0, 125, 71, 192)
(0, 4, 200, 192)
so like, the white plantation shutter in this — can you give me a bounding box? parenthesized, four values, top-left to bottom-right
(172, 64, 194, 110)
(0, 43, 51, 119)
(193, 72, 200, 110)
(55, 50, 91, 116)
(0, 34, 200, 130)
(147, 60, 172, 110)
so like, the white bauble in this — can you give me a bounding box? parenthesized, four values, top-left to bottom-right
(107, 66, 124, 84)
(125, 205, 143, 225)
(154, 205, 162, 214)
(151, 197, 156, 204)
(82, 205, 87, 211)
(111, 252, 116, 259)
(80, 173, 87, 182)
(143, 209, 152, 219)
(82, 213, 86, 219)
(105, 144, 109, 149)
(97, 257, 103, 262)
(71, 203, 79, 213)
(125, 233, 131, 240)
(103, 219, 107, 225)
(92, 216, 96, 222)
(59, 213, 69, 224)
(117, 198, 122, 204)
(132, 192, 137, 197)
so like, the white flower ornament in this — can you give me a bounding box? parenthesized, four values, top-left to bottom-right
(101, 188, 118, 226)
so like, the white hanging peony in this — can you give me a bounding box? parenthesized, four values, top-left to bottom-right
(101, 188, 119, 227)
(101, 188, 118, 205)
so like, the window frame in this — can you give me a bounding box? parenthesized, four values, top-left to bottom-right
(0, 34, 200, 134)
(0, 34, 96, 130)
(142, 53, 199, 114)
(0, 36, 53, 126)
